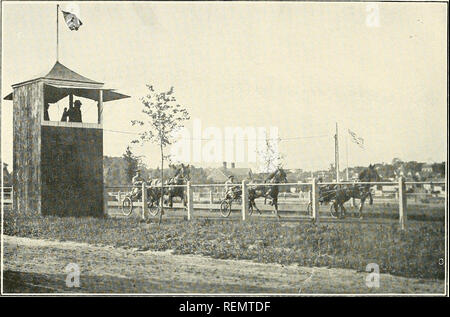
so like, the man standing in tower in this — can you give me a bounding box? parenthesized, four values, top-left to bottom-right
(71, 100, 82, 122)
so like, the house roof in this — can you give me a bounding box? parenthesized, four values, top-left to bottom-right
(207, 167, 252, 182)
(222, 167, 252, 178)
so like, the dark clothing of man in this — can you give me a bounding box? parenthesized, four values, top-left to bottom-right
(61, 108, 69, 122)
(70, 100, 83, 122)
(70, 106, 82, 122)
(44, 103, 50, 121)
(61, 100, 82, 123)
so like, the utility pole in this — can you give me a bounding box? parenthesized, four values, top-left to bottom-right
(346, 131, 349, 181)
(335, 122, 340, 182)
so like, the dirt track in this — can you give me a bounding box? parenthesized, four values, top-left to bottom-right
(2, 235, 444, 294)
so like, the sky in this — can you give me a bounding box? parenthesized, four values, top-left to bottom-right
(1, 1, 447, 171)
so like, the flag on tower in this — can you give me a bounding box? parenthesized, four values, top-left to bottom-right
(348, 129, 364, 149)
(61, 10, 83, 30)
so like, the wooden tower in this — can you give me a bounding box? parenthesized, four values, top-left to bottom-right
(3, 61, 129, 216)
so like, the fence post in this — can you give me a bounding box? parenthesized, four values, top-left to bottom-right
(241, 180, 249, 221)
(311, 178, 319, 224)
(398, 176, 407, 230)
(13, 185, 17, 213)
(103, 188, 108, 216)
(186, 181, 194, 220)
(209, 189, 214, 212)
(141, 182, 147, 220)
(118, 190, 122, 204)
(351, 181, 356, 207)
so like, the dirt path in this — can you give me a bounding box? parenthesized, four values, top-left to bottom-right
(2, 235, 444, 294)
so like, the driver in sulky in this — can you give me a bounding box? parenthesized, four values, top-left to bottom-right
(225, 175, 235, 193)
(224, 175, 241, 199)
(131, 169, 145, 200)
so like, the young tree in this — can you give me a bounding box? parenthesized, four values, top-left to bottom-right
(257, 134, 283, 174)
(123, 146, 141, 183)
(132, 85, 190, 223)
(257, 136, 283, 204)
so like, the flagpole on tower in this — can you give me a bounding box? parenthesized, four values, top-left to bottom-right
(56, 4, 59, 61)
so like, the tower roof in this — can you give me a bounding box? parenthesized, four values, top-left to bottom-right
(3, 61, 129, 102)
(43, 61, 103, 85)
(9, 61, 104, 88)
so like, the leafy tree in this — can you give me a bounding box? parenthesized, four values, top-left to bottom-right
(405, 161, 423, 175)
(132, 85, 190, 223)
(103, 156, 128, 186)
(123, 146, 141, 183)
(432, 162, 445, 177)
(392, 158, 403, 169)
(189, 165, 209, 184)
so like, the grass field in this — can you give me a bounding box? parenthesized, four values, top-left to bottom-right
(3, 208, 445, 281)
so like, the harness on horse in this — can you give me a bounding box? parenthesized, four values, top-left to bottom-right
(318, 182, 371, 204)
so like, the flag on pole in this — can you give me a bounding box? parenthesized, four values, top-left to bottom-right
(348, 129, 364, 149)
(61, 10, 83, 30)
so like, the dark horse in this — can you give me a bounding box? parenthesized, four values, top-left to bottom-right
(331, 164, 381, 218)
(164, 163, 190, 208)
(146, 163, 190, 209)
(248, 167, 288, 218)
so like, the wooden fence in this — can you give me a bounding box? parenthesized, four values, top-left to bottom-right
(1, 187, 13, 205)
(3, 178, 445, 229)
(105, 177, 446, 230)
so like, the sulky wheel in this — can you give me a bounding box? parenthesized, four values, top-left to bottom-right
(306, 202, 313, 217)
(220, 200, 232, 218)
(147, 202, 160, 217)
(122, 196, 133, 216)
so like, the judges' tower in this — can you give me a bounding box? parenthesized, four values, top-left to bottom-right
(4, 61, 129, 216)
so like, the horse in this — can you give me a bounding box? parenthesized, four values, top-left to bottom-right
(330, 164, 381, 218)
(248, 167, 288, 218)
(317, 178, 338, 205)
(164, 163, 190, 208)
(145, 163, 190, 209)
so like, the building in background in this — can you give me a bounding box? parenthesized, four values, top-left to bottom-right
(207, 162, 253, 183)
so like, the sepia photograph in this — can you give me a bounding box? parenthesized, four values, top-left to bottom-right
(0, 0, 448, 298)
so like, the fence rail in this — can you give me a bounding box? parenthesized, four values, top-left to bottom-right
(103, 177, 445, 229)
(4, 177, 446, 229)
(1, 186, 13, 205)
